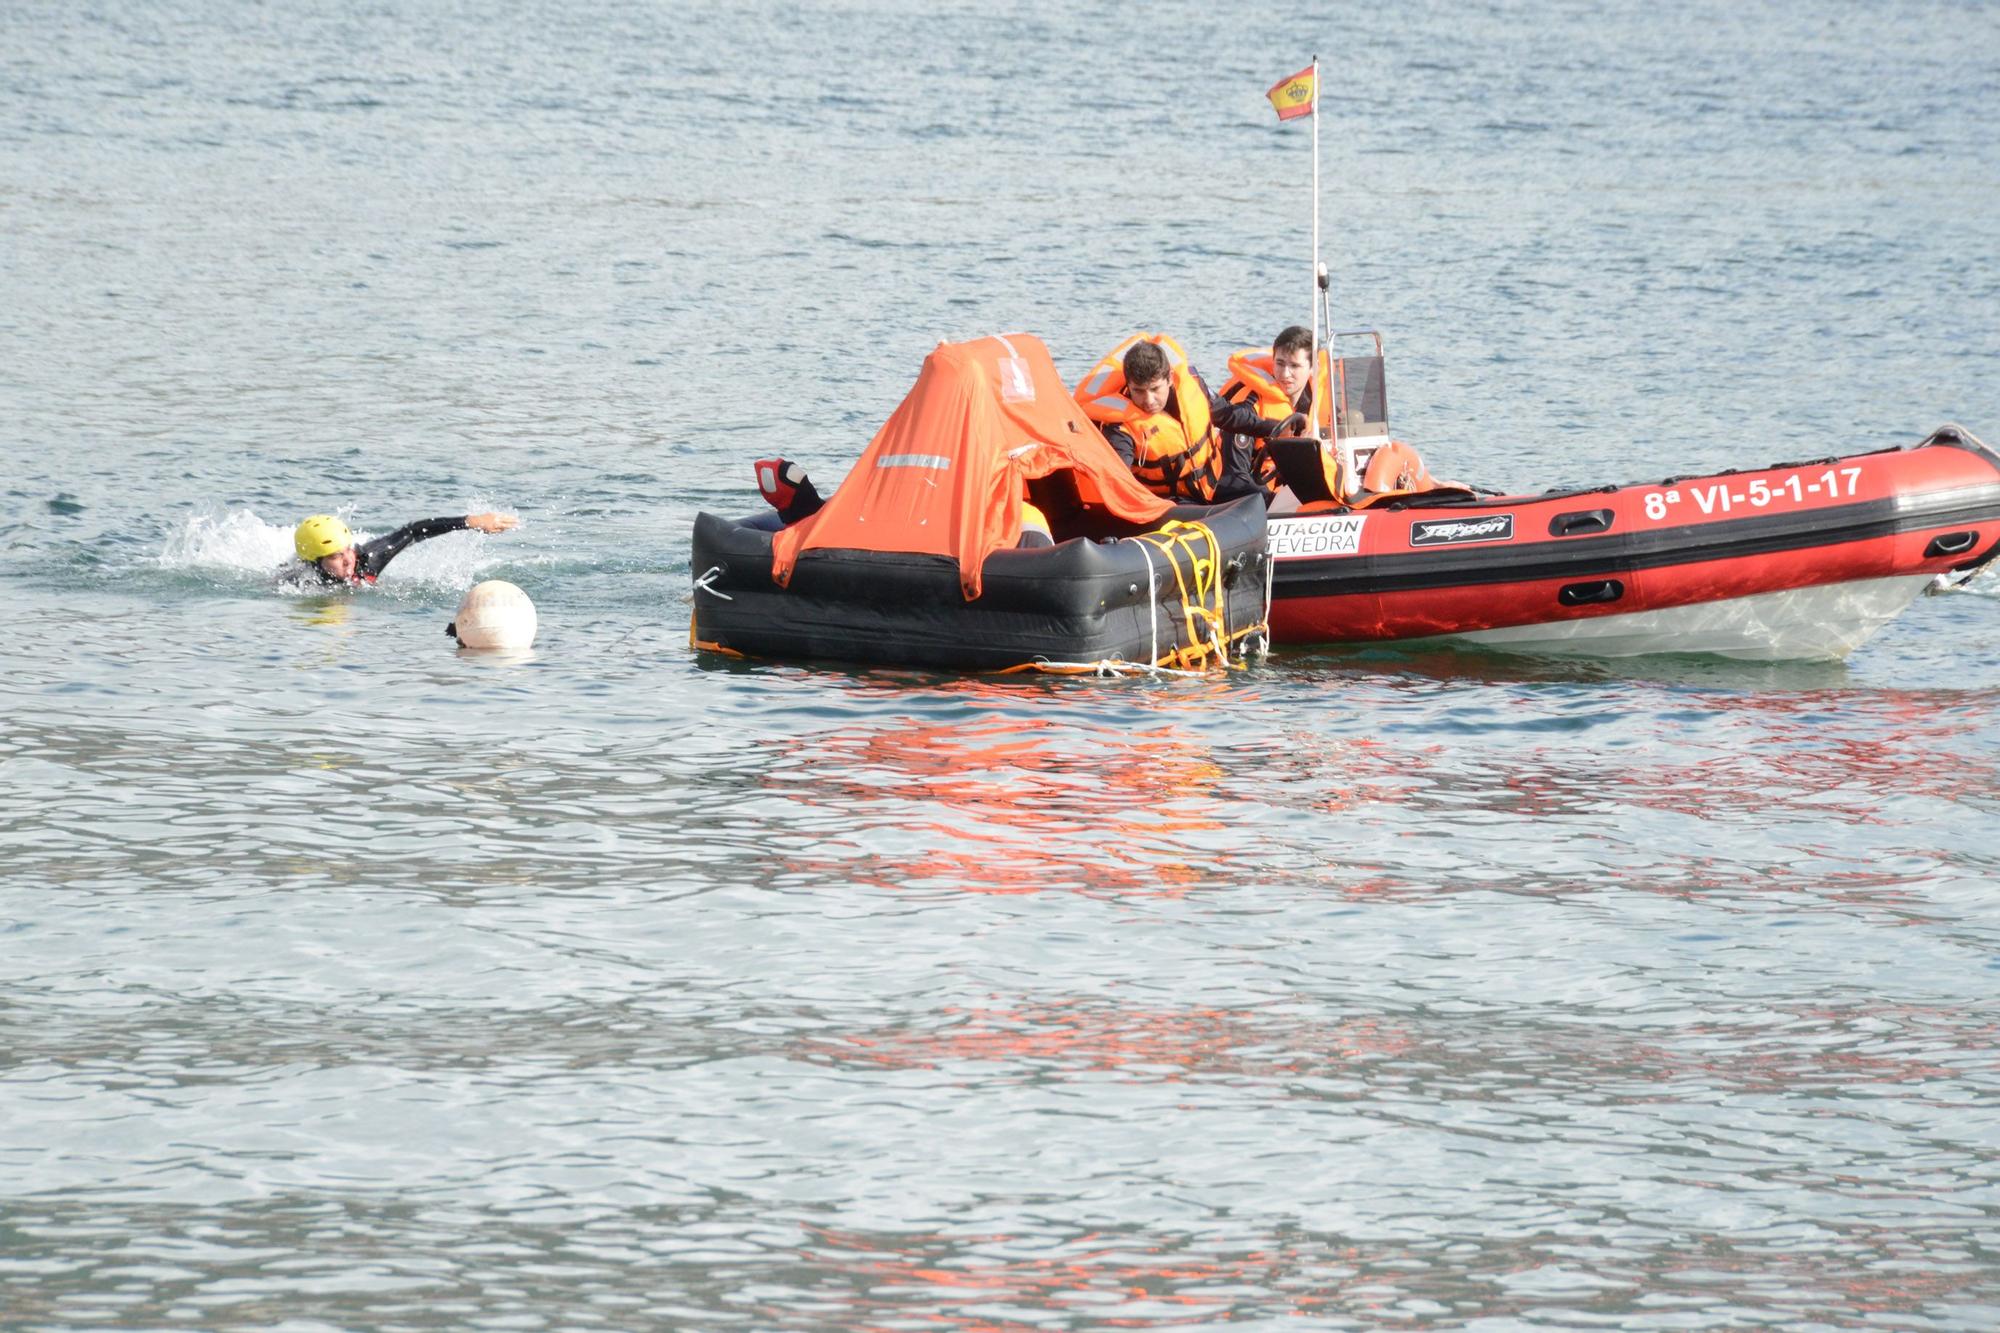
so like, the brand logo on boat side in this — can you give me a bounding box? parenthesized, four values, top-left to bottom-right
(1270, 514, 1367, 560)
(1410, 514, 1514, 547)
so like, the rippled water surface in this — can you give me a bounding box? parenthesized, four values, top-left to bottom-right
(5, 2, 2000, 1328)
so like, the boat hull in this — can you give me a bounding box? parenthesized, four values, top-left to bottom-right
(1405, 574, 1935, 661)
(1268, 427, 2000, 660)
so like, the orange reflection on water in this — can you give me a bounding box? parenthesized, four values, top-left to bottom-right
(1591, 688, 1988, 825)
(757, 705, 1459, 901)
(794, 998, 1992, 1111)
(1661, 1000, 1996, 1094)
(769, 717, 1227, 826)
(760, 714, 1252, 899)
(758, 1216, 1992, 1330)
(794, 999, 1412, 1081)
(779, 1224, 1387, 1332)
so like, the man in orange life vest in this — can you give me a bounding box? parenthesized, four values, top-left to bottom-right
(1075, 334, 1306, 506)
(1215, 324, 1327, 503)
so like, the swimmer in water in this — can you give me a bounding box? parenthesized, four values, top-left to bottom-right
(281, 511, 518, 586)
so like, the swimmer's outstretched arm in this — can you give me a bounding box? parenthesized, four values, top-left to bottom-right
(356, 512, 519, 578)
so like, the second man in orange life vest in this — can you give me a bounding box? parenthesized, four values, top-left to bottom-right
(1074, 334, 1305, 505)
(1216, 324, 1331, 503)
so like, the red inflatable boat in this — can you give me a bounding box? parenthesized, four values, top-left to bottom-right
(1267, 424, 2000, 660)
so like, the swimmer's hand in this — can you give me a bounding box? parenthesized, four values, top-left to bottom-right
(468, 512, 519, 534)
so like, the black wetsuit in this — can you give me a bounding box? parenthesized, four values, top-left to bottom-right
(279, 516, 475, 586)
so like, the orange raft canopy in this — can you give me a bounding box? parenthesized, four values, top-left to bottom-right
(771, 333, 1171, 600)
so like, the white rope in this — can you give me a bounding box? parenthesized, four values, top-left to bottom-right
(1263, 547, 1275, 630)
(690, 565, 732, 601)
(1027, 657, 1212, 679)
(1255, 546, 1275, 658)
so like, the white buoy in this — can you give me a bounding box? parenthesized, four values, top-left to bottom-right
(449, 579, 537, 650)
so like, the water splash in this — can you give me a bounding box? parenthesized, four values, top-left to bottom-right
(157, 506, 300, 578)
(1928, 567, 2000, 598)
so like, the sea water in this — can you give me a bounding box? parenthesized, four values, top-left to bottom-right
(4, 1, 1999, 1327)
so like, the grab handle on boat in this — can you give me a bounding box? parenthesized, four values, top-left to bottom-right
(1558, 579, 1624, 606)
(1924, 530, 1978, 558)
(1549, 509, 1614, 537)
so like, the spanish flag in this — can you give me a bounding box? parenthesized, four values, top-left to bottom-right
(1267, 63, 1316, 121)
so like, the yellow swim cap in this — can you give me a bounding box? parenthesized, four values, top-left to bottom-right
(294, 514, 353, 561)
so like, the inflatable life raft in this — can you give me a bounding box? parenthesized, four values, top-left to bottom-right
(692, 496, 1271, 672)
(1266, 425, 2000, 660)
(689, 333, 1272, 673)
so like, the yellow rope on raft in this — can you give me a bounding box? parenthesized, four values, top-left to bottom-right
(1139, 519, 1254, 670)
(1008, 519, 1270, 676)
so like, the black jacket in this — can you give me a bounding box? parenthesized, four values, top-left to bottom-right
(1216, 382, 1319, 504)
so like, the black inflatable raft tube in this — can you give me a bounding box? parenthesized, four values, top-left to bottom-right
(690, 494, 1271, 671)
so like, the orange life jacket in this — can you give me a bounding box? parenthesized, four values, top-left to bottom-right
(1073, 334, 1221, 503)
(1219, 347, 1341, 500)
(1220, 348, 1334, 432)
